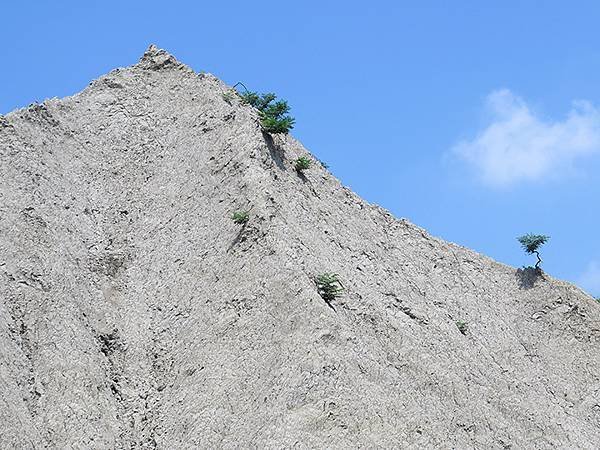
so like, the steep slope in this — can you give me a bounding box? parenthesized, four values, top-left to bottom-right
(1, 45, 599, 449)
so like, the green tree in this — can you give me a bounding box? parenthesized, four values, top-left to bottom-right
(517, 234, 550, 270)
(238, 90, 295, 134)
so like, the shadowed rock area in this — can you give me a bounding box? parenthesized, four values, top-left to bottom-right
(1, 45, 599, 449)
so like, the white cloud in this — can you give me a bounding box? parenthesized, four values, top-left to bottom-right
(577, 261, 600, 296)
(451, 89, 600, 187)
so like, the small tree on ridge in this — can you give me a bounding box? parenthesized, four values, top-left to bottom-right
(238, 90, 295, 134)
(517, 234, 549, 270)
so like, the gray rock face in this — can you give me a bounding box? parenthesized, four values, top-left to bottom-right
(1, 45, 599, 449)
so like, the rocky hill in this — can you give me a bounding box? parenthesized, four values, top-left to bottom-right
(1, 45, 599, 449)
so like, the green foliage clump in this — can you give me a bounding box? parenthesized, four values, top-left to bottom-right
(231, 211, 249, 225)
(517, 234, 549, 254)
(517, 233, 550, 269)
(238, 91, 262, 107)
(239, 91, 295, 134)
(294, 156, 311, 172)
(316, 273, 343, 303)
(456, 320, 468, 335)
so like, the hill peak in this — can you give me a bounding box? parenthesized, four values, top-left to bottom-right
(138, 44, 189, 72)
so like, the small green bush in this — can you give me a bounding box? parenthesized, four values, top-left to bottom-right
(232, 211, 249, 224)
(239, 91, 295, 134)
(261, 115, 295, 134)
(316, 273, 343, 303)
(456, 320, 468, 335)
(517, 234, 550, 269)
(295, 156, 311, 172)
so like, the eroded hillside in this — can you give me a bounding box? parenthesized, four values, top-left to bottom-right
(1, 46, 599, 449)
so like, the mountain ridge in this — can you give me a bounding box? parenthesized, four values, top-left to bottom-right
(1, 45, 599, 449)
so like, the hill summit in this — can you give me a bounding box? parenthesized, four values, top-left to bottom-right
(1, 45, 599, 449)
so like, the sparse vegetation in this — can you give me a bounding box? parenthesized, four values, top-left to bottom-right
(222, 90, 235, 105)
(316, 273, 343, 303)
(456, 320, 468, 335)
(232, 211, 249, 225)
(238, 91, 260, 107)
(238, 90, 295, 134)
(294, 156, 311, 172)
(316, 158, 329, 169)
(517, 234, 550, 270)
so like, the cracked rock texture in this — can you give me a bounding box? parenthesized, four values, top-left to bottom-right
(1, 45, 600, 449)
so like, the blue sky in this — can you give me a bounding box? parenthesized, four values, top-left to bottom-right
(2, 1, 599, 296)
